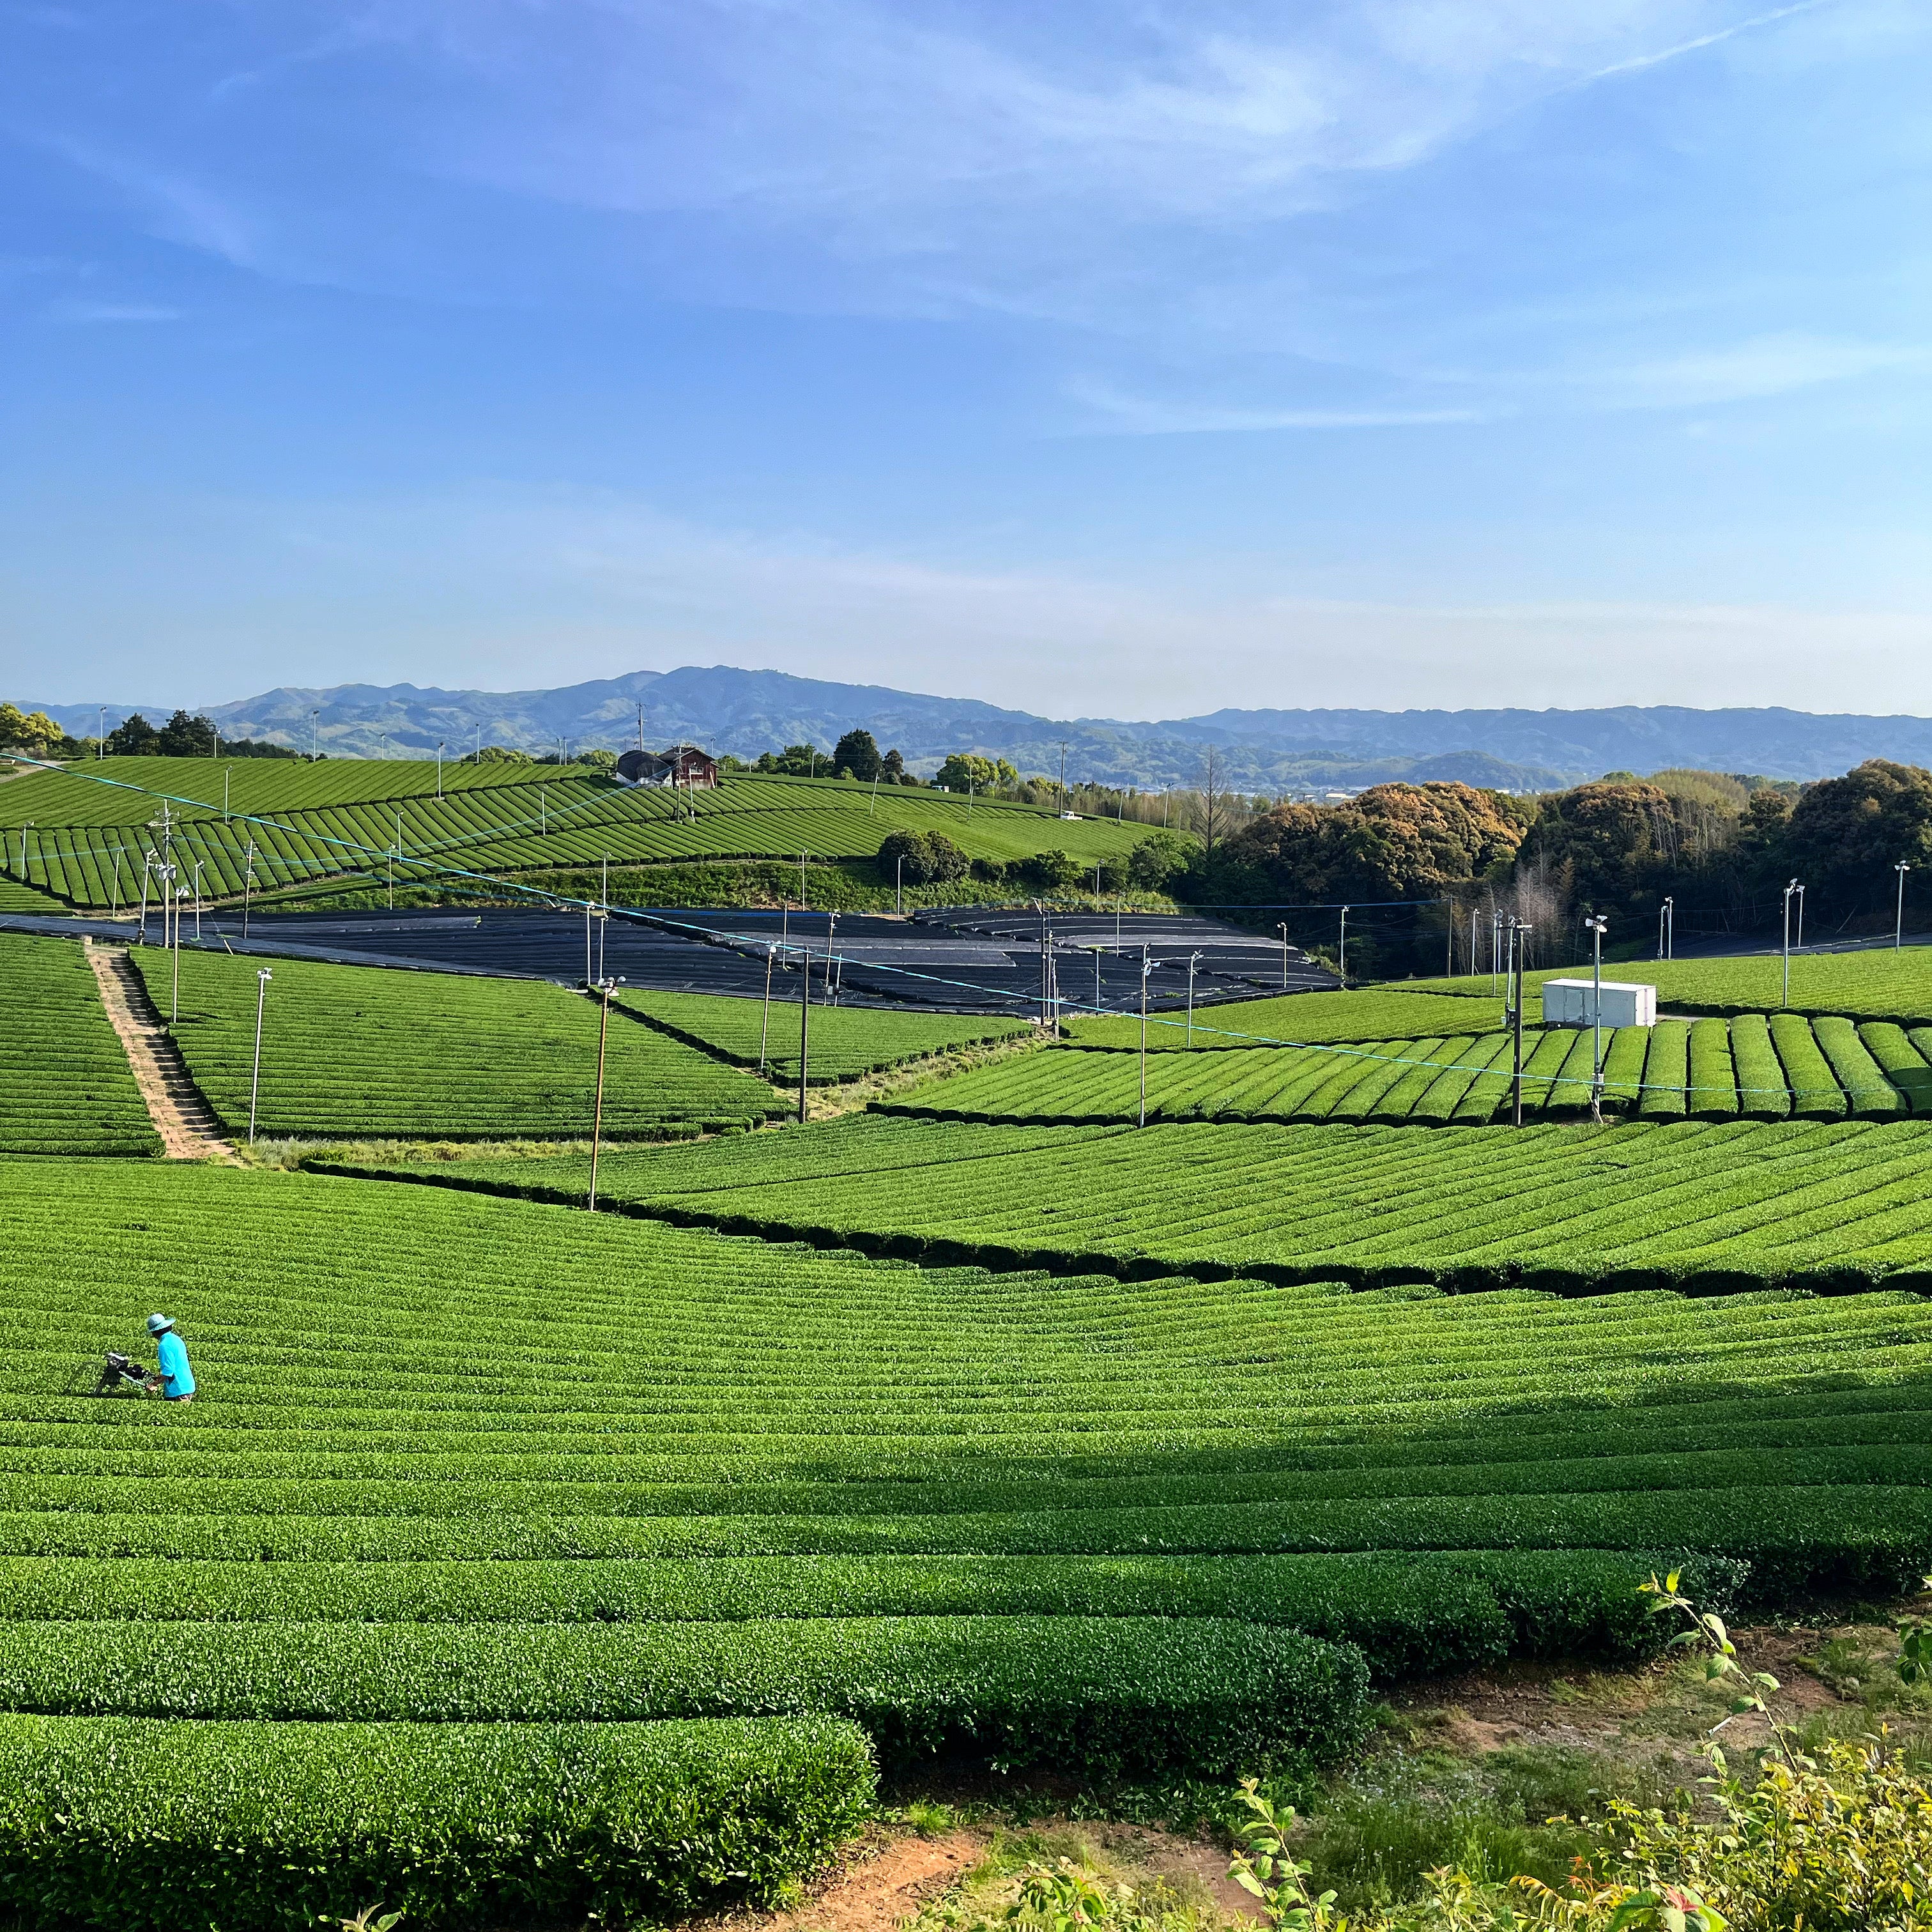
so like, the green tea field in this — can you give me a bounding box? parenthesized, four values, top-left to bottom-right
(6, 1154, 1929, 1921)
(10, 911, 1932, 1926)
(1404, 947, 1932, 1026)
(878, 1012, 1931, 1124)
(0, 935, 158, 1156)
(130, 945, 786, 1141)
(319, 1110, 1932, 1294)
(0, 758, 1156, 908)
(624, 986, 1029, 1083)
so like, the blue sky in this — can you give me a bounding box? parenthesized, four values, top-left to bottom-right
(4, 0, 1928, 718)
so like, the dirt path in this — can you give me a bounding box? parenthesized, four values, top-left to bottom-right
(715, 1828, 986, 1932)
(709, 1816, 1262, 1932)
(86, 940, 236, 1161)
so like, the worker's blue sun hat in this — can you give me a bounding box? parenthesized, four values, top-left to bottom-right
(146, 1314, 174, 1335)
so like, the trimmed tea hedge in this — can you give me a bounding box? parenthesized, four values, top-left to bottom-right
(0, 1713, 873, 1932)
(0, 935, 157, 1156)
(0, 1549, 1741, 1683)
(624, 987, 1027, 1084)
(881, 1011, 1932, 1128)
(2, 760, 1155, 907)
(128, 946, 785, 1140)
(0, 1615, 1370, 1777)
(328, 1111, 1932, 1295)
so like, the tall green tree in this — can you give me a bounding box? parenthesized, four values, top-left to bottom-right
(1227, 782, 1527, 902)
(104, 713, 160, 755)
(935, 753, 1018, 794)
(155, 710, 217, 756)
(1782, 760, 1932, 916)
(832, 729, 880, 781)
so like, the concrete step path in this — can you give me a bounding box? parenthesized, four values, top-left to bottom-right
(86, 940, 236, 1162)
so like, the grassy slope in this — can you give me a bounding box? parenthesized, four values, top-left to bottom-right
(128, 946, 785, 1141)
(5, 762, 1164, 908)
(335, 1111, 1932, 1293)
(624, 988, 1029, 1084)
(1399, 948, 1932, 1025)
(0, 935, 158, 1156)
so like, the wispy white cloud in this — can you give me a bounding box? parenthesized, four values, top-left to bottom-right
(1567, 332, 1928, 408)
(45, 297, 183, 323)
(1579, 0, 1834, 81)
(31, 134, 259, 268)
(1064, 378, 1491, 434)
(408, 1, 1792, 304)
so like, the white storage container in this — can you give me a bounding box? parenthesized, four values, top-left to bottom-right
(1540, 978, 1657, 1029)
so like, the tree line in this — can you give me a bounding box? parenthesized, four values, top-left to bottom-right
(0, 707, 304, 761)
(1190, 761, 1932, 974)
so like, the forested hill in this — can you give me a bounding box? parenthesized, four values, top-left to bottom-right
(23, 668, 1932, 791)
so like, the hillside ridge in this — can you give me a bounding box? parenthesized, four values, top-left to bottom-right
(24, 671, 1932, 788)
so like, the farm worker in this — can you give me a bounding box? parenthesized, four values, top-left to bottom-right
(145, 1314, 195, 1403)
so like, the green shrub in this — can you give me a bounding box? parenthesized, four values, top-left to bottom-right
(1636, 1021, 1690, 1118)
(0, 1713, 873, 1931)
(1813, 1015, 1902, 1116)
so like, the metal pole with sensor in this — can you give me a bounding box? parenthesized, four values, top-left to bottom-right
(1276, 923, 1289, 990)
(249, 969, 272, 1144)
(797, 935, 811, 1123)
(1510, 919, 1530, 1127)
(1782, 878, 1798, 1006)
(586, 975, 624, 1212)
(1137, 946, 1153, 1128)
(1897, 862, 1911, 950)
(1186, 951, 1202, 1046)
(758, 945, 776, 1074)
(1585, 915, 1608, 1123)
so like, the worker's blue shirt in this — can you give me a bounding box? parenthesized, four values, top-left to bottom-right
(155, 1331, 194, 1398)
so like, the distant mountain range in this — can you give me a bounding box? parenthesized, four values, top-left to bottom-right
(26, 666, 1932, 792)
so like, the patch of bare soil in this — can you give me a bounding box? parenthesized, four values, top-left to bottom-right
(1388, 1623, 1855, 1784)
(1073, 1822, 1264, 1922)
(719, 1828, 987, 1932)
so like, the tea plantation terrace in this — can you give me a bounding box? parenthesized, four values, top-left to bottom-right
(8, 928, 1932, 1924)
(0, 757, 1158, 908)
(327, 1110, 1932, 1295)
(885, 1013, 1932, 1124)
